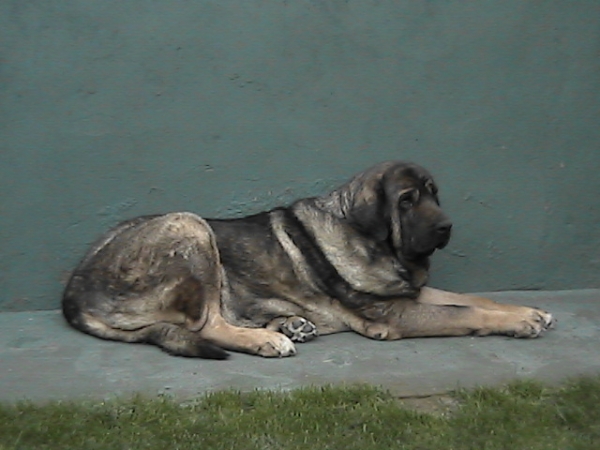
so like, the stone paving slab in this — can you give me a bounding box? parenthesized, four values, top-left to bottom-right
(1, 290, 599, 403)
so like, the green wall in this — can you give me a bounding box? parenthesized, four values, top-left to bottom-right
(1, 1, 599, 311)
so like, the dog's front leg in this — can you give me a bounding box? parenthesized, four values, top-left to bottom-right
(331, 298, 552, 340)
(417, 287, 555, 329)
(383, 302, 552, 339)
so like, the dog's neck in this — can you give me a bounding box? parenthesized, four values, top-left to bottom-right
(401, 256, 430, 289)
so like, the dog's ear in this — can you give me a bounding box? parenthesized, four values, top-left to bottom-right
(344, 169, 390, 242)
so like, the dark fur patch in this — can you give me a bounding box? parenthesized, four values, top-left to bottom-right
(280, 208, 403, 308)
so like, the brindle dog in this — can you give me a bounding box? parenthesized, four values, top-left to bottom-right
(62, 161, 555, 359)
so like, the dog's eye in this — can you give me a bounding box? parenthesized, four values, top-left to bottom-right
(399, 191, 414, 209)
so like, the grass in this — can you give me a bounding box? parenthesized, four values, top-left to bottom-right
(1, 376, 599, 450)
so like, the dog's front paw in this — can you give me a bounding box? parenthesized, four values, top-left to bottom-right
(268, 316, 318, 343)
(534, 308, 556, 330)
(511, 308, 555, 338)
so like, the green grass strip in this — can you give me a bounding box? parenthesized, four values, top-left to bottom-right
(1, 376, 599, 450)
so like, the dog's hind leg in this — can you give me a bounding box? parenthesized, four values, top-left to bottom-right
(198, 306, 298, 358)
(62, 212, 233, 359)
(63, 278, 230, 359)
(76, 311, 228, 359)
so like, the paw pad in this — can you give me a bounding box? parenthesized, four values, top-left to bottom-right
(279, 317, 318, 343)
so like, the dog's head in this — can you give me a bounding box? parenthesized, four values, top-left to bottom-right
(332, 161, 452, 262)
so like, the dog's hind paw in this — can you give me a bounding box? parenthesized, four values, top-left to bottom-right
(268, 316, 318, 343)
(256, 332, 297, 358)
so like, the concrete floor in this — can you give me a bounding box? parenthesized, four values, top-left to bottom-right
(1, 290, 599, 403)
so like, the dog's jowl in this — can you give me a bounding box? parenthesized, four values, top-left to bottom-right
(62, 161, 555, 358)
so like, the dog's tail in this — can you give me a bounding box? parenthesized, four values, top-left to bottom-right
(62, 290, 229, 360)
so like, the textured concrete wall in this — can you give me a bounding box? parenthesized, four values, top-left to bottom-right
(1, 1, 599, 311)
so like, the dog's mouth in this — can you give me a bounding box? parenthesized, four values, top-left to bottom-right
(436, 234, 451, 250)
(402, 246, 436, 262)
(403, 232, 451, 261)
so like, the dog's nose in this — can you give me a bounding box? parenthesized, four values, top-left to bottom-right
(436, 220, 453, 236)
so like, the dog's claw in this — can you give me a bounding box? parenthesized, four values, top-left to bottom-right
(533, 308, 556, 330)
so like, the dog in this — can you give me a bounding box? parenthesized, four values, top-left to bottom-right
(62, 161, 555, 359)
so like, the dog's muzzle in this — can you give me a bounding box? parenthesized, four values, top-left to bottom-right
(435, 219, 452, 249)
